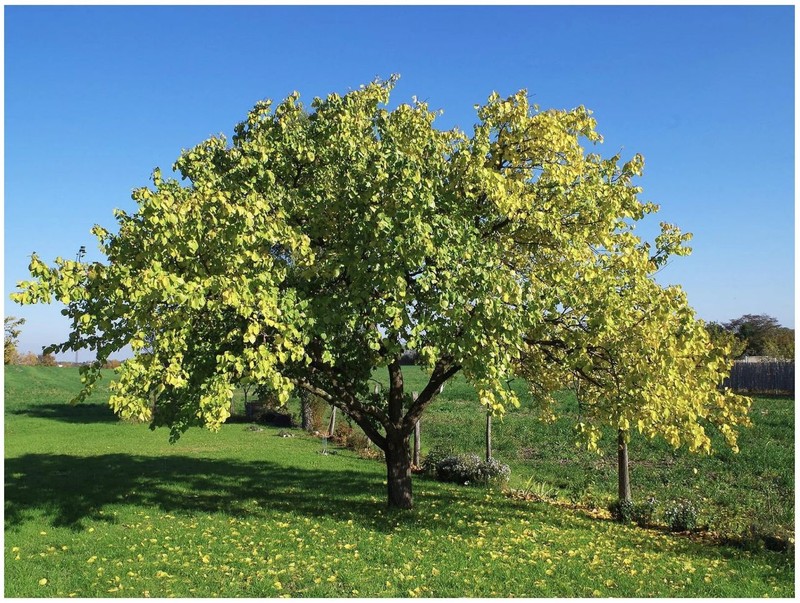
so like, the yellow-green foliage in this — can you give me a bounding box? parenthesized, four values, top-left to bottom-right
(12, 77, 749, 461)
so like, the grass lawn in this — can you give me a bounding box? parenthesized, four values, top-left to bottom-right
(5, 365, 795, 597)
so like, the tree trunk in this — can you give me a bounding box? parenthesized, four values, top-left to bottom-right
(485, 411, 492, 462)
(413, 420, 421, 467)
(617, 429, 631, 502)
(302, 400, 313, 432)
(385, 433, 413, 509)
(327, 406, 337, 437)
(299, 392, 313, 431)
(411, 391, 420, 467)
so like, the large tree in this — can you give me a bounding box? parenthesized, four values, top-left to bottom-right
(12, 78, 748, 508)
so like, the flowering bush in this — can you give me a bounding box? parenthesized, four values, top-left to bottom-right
(434, 453, 510, 486)
(664, 499, 699, 531)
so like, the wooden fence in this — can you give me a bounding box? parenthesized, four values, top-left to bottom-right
(722, 360, 794, 395)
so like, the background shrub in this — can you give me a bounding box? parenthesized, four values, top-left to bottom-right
(331, 419, 382, 459)
(632, 497, 658, 527)
(308, 396, 329, 432)
(609, 497, 658, 526)
(421, 446, 456, 476)
(664, 499, 699, 531)
(609, 499, 635, 523)
(434, 453, 510, 486)
(332, 419, 354, 446)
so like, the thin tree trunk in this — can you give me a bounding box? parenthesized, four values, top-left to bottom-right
(413, 420, 421, 467)
(485, 411, 492, 462)
(327, 406, 337, 437)
(385, 433, 413, 509)
(411, 391, 420, 467)
(617, 429, 631, 502)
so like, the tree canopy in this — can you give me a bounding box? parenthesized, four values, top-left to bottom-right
(12, 78, 750, 508)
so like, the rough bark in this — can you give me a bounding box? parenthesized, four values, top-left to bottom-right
(385, 432, 413, 509)
(300, 394, 313, 431)
(388, 359, 405, 424)
(617, 429, 631, 502)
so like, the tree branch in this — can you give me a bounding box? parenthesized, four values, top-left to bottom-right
(294, 378, 387, 450)
(402, 360, 461, 431)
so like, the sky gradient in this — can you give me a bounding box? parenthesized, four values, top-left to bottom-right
(4, 5, 795, 359)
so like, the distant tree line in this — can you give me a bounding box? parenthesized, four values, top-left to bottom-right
(4, 316, 122, 368)
(4, 316, 25, 365)
(706, 314, 794, 360)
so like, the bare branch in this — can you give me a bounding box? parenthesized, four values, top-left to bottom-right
(402, 360, 461, 431)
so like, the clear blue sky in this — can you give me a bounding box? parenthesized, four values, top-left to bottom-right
(4, 5, 795, 360)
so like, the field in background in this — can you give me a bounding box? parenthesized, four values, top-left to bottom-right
(4, 365, 794, 597)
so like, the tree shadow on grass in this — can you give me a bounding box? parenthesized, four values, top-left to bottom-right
(5, 452, 793, 584)
(4, 453, 368, 529)
(7, 403, 119, 424)
(4, 452, 511, 536)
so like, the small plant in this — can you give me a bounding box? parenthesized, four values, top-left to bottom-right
(519, 477, 557, 500)
(332, 419, 355, 446)
(664, 499, 699, 532)
(482, 458, 512, 485)
(356, 444, 384, 461)
(434, 453, 510, 486)
(609, 499, 635, 523)
(632, 497, 657, 527)
(345, 430, 371, 451)
(329, 419, 382, 459)
(610, 497, 657, 526)
(421, 446, 456, 476)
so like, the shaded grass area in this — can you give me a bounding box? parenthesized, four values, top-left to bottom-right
(4, 365, 795, 597)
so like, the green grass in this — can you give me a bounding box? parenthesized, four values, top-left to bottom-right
(5, 365, 795, 597)
(386, 368, 795, 543)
